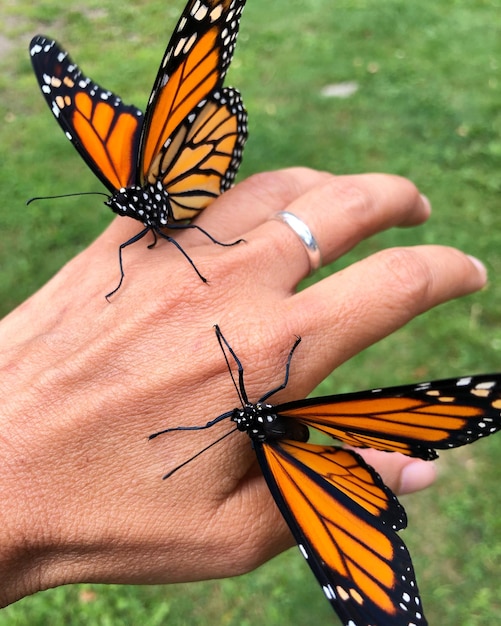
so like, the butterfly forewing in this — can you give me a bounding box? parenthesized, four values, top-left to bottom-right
(277, 375, 501, 459)
(29, 36, 143, 193)
(256, 441, 426, 626)
(139, 0, 246, 183)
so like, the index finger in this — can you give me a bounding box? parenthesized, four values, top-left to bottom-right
(193, 169, 430, 244)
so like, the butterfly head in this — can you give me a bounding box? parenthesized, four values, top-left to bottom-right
(231, 403, 309, 444)
(106, 181, 171, 228)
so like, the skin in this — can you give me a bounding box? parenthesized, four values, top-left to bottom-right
(0, 167, 486, 607)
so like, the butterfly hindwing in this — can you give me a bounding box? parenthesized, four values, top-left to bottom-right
(149, 86, 247, 221)
(255, 441, 427, 626)
(270, 441, 407, 529)
(29, 36, 143, 193)
(276, 375, 501, 459)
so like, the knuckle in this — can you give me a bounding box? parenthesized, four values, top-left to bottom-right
(376, 247, 434, 306)
(239, 167, 331, 204)
(321, 176, 369, 207)
(318, 174, 422, 229)
(320, 177, 374, 228)
(240, 169, 278, 191)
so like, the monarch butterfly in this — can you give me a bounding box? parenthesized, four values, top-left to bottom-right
(29, 0, 248, 298)
(150, 325, 501, 626)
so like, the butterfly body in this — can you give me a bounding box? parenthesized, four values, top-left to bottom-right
(231, 403, 310, 443)
(104, 86, 247, 229)
(151, 326, 501, 626)
(30, 0, 247, 294)
(107, 181, 176, 228)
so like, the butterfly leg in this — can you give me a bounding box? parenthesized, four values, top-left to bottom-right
(259, 335, 302, 403)
(214, 325, 302, 405)
(149, 329, 244, 440)
(105, 226, 151, 301)
(154, 229, 208, 283)
(214, 325, 250, 405)
(147, 229, 158, 250)
(149, 409, 234, 440)
(152, 222, 246, 285)
(167, 222, 245, 247)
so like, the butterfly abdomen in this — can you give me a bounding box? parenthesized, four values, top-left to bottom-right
(232, 403, 310, 443)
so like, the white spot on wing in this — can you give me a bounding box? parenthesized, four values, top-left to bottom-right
(193, 2, 208, 20)
(298, 544, 308, 560)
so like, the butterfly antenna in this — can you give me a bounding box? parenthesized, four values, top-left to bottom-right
(161, 427, 238, 479)
(105, 226, 151, 301)
(26, 191, 108, 205)
(214, 324, 248, 406)
(259, 335, 302, 403)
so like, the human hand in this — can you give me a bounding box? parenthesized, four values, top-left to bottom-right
(0, 167, 485, 606)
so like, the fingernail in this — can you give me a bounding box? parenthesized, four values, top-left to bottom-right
(467, 255, 487, 281)
(419, 193, 432, 215)
(399, 460, 437, 495)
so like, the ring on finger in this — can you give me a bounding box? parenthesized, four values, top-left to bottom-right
(271, 211, 322, 274)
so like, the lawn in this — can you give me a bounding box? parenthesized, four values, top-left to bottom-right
(1, 0, 501, 624)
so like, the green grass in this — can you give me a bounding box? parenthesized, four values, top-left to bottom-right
(1, 0, 501, 623)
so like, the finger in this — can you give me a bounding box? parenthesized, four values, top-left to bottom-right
(97, 170, 430, 288)
(236, 173, 431, 286)
(353, 449, 437, 496)
(95, 169, 330, 273)
(286, 246, 486, 393)
(192, 170, 429, 243)
(192, 167, 333, 238)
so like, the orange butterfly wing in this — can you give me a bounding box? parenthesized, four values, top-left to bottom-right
(30, 0, 247, 208)
(256, 441, 426, 625)
(138, 0, 247, 216)
(277, 375, 501, 459)
(146, 88, 247, 220)
(29, 36, 143, 193)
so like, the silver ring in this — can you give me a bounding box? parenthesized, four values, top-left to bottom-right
(271, 211, 322, 274)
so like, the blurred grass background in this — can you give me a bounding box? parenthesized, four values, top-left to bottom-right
(1, 0, 501, 623)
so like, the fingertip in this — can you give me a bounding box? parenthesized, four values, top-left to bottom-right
(400, 192, 431, 227)
(467, 254, 488, 284)
(419, 194, 432, 219)
(399, 459, 437, 495)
